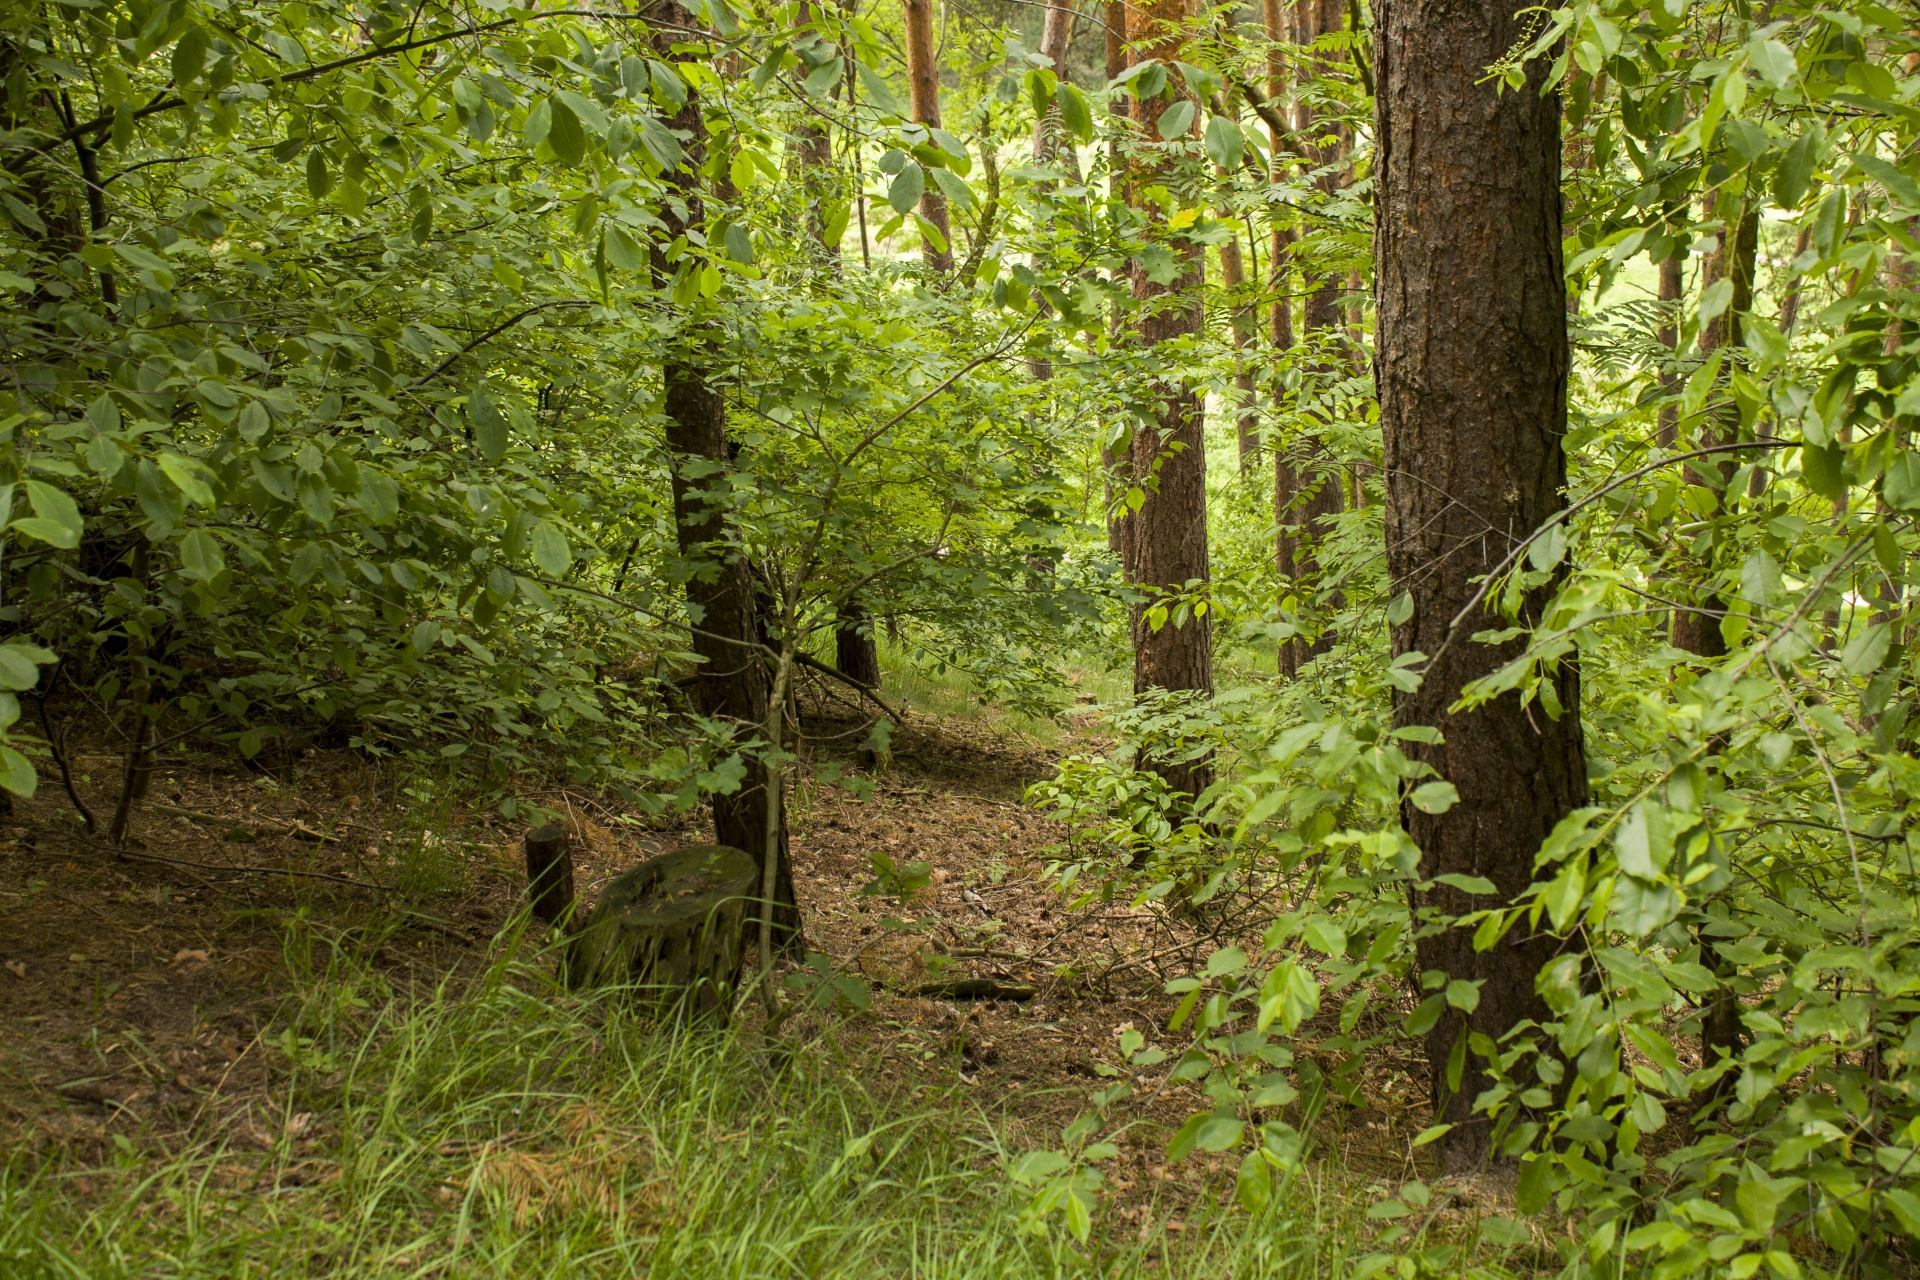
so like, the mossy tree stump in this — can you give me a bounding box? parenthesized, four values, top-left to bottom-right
(565, 844, 757, 1018)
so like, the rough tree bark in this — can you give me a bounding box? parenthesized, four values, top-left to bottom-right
(1222, 230, 1262, 471)
(1125, 0, 1214, 802)
(902, 0, 953, 271)
(835, 601, 882, 691)
(1375, 0, 1588, 1169)
(649, 0, 800, 944)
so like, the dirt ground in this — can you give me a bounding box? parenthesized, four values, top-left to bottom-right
(0, 699, 1439, 1227)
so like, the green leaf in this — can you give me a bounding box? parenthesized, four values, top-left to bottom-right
(888, 162, 926, 214)
(0, 645, 46, 691)
(1302, 917, 1346, 957)
(1444, 978, 1481, 1013)
(470, 383, 508, 462)
(171, 25, 211, 84)
(531, 520, 573, 578)
(1747, 38, 1797, 90)
(1841, 621, 1892, 675)
(1412, 1123, 1453, 1147)
(1610, 874, 1681, 937)
(1204, 114, 1243, 169)
(1885, 453, 1920, 511)
(178, 529, 225, 581)
(928, 166, 976, 210)
(723, 223, 756, 265)
(1615, 801, 1672, 878)
(15, 481, 82, 548)
(157, 455, 216, 508)
(1205, 945, 1247, 976)
(547, 98, 587, 165)
(1852, 153, 1920, 209)
(1410, 780, 1458, 814)
(0, 745, 35, 797)
(1528, 522, 1567, 571)
(1386, 591, 1413, 626)
(1515, 1155, 1554, 1215)
(1057, 83, 1093, 142)
(1800, 442, 1845, 501)
(1773, 126, 1822, 209)
(855, 62, 907, 117)
(306, 148, 333, 199)
(1157, 99, 1195, 141)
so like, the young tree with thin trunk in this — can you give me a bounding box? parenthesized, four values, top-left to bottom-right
(1222, 230, 1261, 470)
(793, 2, 841, 266)
(902, 0, 953, 271)
(1264, 0, 1303, 675)
(1124, 0, 1213, 802)
(1276, 0, 1346, 674)
(1033, 0, 1080, 175)
(1375, 0, 1588, 1169)
(649, 0, 801, 944)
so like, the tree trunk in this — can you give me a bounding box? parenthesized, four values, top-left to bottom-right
(1375, 0, 1588, 1169)
(1102, 0, 1131, 563)
(1264, 0, 1301, 675)
(1669, 196, 1756, 659)
(794, 3, 841, 265)
(835, 602, 883, 690)
(1125, 0, 1213, 802)
(1033, 0, 1080, 172)
(1280, 0, 1346, 673)
(1655, 251, 1681, 449)
(650, 1, 801, 945)
(902, 0, 953, 271)
(1222, 230, 1261, 470)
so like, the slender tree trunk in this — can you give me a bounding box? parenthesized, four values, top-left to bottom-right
(1779, 224, 1813, 335)
(1125, 0, 1213, 801)
(1222, 230, 1261, 471)
(1670, 196, 1756, 659)
(1280, 0, 1345, 672)
(1033, 0, 1080, 171)
(1103, 0, 1131, 563)
(1265, 0, 1301, 676)
(650, 1, 800, 943)
(902, 0, 953, 271)
(794, 3, 841, 266)
(1375, 0, 1587, 1170)
(1655, 252, 1681, 449)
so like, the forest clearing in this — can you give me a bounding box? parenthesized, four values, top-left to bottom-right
(2, 0, 1918, 1275)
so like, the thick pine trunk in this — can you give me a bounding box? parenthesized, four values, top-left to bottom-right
(902, 0, 953, 271)
(650, 1, 801, 945)
(1125, 0, 1213, 802)
(1375, 0, 1587, 1169)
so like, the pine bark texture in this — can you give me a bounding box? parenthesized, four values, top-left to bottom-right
(902, 0, 953, 271)
(1374, 0, 1588, 1168)
(1124, 0, 1213, 801)
(650, 1, 801, 943)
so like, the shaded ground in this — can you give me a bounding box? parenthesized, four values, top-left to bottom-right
(0, 699, 1445, 1234)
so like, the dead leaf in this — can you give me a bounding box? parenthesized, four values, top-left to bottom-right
(286, 1112, 313, 1137)
(4, 960, 24, 978)
(172, 948, 210, 966)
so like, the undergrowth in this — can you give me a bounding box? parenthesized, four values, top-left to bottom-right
(0, 917, 1369, 1279)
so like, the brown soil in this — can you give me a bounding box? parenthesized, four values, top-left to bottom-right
(0, 700, 1438, 1232)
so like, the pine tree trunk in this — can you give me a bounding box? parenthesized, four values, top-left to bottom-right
(1375, 0, 1588, 1169)
(902, 0, 953, 271)
(1102, 0, 1131, 563)
(650, 1, 801, 945)
(1125, 0, 1213, 802)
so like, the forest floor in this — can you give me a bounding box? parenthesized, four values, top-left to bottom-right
(0, 694, 1521, 1274)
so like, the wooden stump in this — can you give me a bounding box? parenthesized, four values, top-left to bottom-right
(524, 825, 575, 927)
(565, 844, 757, 1017)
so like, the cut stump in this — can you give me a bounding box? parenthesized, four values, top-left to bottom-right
(524, 824, 575, 927)
(565, 844, 756, 1017)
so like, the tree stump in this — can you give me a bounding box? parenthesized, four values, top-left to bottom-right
(524, 824, 574, 927)
(565, 844, 757, 1017)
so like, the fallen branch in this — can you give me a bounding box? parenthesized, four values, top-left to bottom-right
(792, 652, 909, 726)
(149, 803, 342, 844)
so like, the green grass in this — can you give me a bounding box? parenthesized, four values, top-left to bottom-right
(0, 916, 1373, 1279)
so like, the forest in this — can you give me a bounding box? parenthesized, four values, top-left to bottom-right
(0, 0, 1916, 1275)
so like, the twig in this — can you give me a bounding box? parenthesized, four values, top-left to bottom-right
(150, 803, 341, 843)
(67, 831, 380, 890)
(35, 663, 96, 835)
